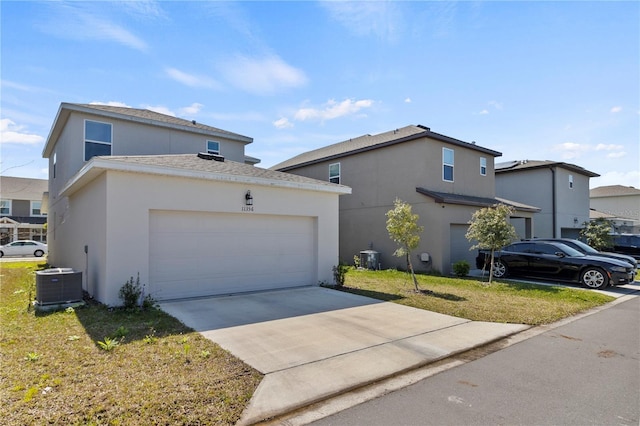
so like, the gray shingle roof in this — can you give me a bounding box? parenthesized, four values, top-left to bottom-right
(272, 125, 502, 171)
(496, 160, 599, 177)
(590, 185, 640, 197)
(63, 154, 350, 196)
(416, 187, 540, 212)
(0, 176, 48, 201)
(74, 103, 252, 141)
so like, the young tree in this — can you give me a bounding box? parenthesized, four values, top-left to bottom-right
(465, 204, 517, 283)
(386, 199, 424, 292)
(580, 218, 614, 251)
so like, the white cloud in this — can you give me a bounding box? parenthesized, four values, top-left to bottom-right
(488, 100, 503, 110)
(218, 55, 307, 95)
(273, 117, 294, 129)
(180, 103, 204, 116)
(595, 143, 624, 151)
(591, 170, 640, 189)
(41, 3, 148, 51)
(610, 106, 622, 113)
(144, 105, 176, 116)
(294, 99, 374, 122)
(404, 98, 412, 103)
(552, 142, 627, 160)
(89, 101, 131, 107)
(0, 118, 45, 145)
(165, 68, 221, 89)
(321, 1, 401, 40)
(477, 109, 489, 115)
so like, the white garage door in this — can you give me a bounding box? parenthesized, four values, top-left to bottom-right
(149, 210, 317, 300)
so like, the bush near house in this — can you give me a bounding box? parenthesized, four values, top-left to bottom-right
(0, 262, 262, 425)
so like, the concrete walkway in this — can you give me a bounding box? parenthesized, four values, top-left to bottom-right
(159, 287, 528, 425)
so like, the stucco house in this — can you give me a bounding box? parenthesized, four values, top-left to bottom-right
(42, 103, 349, 306)
(590, 185, 640, 233)
(272, 125, 539, 274)
(495, 160, 599, 239)
(0, 176, 48, 244)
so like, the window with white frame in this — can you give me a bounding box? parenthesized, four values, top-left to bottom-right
(569, 174, 574, 189)
(206, 140, 220, 155)
(329, 163, 341, 184)
(443, 148, 454, 182)
(480, 157, 487, 176)
(31, 201, 45, 216)
(53, 152, 57, 178)
(0, 199, 11, 215)
(84, 120, 112, 161)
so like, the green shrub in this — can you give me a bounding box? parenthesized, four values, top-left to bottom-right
(452, 260, 470, 277)
(332, 263, 349, 287)
(119, 274, 142, 309)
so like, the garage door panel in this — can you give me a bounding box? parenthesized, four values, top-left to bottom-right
(149, 211, 316, 300)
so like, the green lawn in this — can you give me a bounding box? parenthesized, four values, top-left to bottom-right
(0, 262, 262, 425)
(1, 262, 616, 424)
(338, 268, 615, 325)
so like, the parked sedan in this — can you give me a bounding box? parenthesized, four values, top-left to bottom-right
(0, 240, 48, 258)
(476, 241, 635, 289)
(529, 238, 637, 269)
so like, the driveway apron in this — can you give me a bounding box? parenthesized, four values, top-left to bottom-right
(159, 286, 528, 424)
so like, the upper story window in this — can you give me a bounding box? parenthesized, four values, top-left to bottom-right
(0, 199, 11, 215)
(31, 201, 46, 216)
(84, 120, 112, 161)
(568, 174, 574, 189)
(480, 157, 487, 176)
(442, 148, 454, 182)
(207, 140, 220, 155)
(53, 152, 57, 178)
(329, 163, 341, 184)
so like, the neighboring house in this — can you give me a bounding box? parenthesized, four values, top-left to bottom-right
(0, 176, 48, 244)
(272, 125, 539, 274)
(589, 209, 639, 234)
(42, 103, 349, 306)
(495, 160, 599, 239)
(590, 185, 640, 233)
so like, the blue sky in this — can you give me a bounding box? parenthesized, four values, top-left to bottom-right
(1, 1, 638, 189)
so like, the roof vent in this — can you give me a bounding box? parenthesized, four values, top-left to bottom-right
(192, 120, 196, 125)
(197, 152, 225, 162)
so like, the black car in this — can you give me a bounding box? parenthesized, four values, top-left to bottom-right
(611, 234, 640, 261)
(529, 238, 637, 269)
(476, 241, 636, 289)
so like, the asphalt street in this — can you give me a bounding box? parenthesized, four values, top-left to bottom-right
(310, 295, 640, 426)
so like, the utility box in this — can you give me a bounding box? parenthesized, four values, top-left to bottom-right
(35, 268, 83, 305)
(359, 250, 380, 270)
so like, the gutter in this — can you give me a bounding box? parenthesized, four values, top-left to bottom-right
(549, 165, 557, 237)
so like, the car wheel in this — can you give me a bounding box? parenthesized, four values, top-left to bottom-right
(34, 250, 44, 257)
(0, 251, 3, 258)
(581, 268, 608, 289)
(492, 260, 508, 278)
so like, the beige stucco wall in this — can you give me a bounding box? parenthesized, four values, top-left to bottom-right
(279, 136, 498, 274)
(47, 111, 247, 203)
(590, 195, 640, 222)
(496, 167, 590, 238)
(53, 170, 341, 306)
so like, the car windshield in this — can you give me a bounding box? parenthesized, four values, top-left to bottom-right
(555, 243, 585, 257)
(569, 239, 598, 254)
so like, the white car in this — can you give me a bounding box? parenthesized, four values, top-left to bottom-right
(0, 240, 48, 258)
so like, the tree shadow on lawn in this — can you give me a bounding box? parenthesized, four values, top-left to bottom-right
(339, 286, 466, 302)
(70, 300, 194, 346)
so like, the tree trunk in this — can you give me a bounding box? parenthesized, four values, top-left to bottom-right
(407, 253, 420, 292)
(489, 249, 495, 284)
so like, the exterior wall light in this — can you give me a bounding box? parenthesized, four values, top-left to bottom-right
(245, 190, 253, 206)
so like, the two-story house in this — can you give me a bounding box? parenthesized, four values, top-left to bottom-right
(590, 185, 640, 234)
(42, 103, 349, 306)
(0, 176, 48, 244)
(495, 160, 599, 239)
(272, 125, 539, 274)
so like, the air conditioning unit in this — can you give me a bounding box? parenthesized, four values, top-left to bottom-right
(35, 268, 83, 305)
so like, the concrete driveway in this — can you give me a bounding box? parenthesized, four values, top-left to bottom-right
(159, 286, 528, 424)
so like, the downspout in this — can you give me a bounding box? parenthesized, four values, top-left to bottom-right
(549, 166, 557, 238)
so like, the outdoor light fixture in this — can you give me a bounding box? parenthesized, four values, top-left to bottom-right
(245, 190, 253, 206)
(573, 217, 579, 226)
